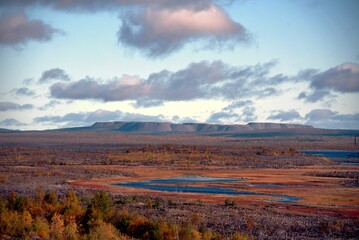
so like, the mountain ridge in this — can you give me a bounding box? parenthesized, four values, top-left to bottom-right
(88, 121, 313, 133)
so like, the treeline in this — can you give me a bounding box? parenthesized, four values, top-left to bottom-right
(0, 190, 250, 240)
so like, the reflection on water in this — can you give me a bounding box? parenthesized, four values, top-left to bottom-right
(113, 175, 302, 204)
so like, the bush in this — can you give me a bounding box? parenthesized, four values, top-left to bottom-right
(32, 217, 50, 239)
(87, 220, 121, 240)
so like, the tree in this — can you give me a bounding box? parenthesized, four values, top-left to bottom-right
(50, 213, 65, 240)
(90, 191, 114, 220)
(64, 218, 79, 240)
(63, 191, 84, 224)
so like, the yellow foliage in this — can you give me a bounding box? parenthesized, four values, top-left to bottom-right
(64, 220, 79, 240)
(87, 220, 120, 240)
(32, 217, 50, 239)
(232, 231, 250, 240)
(63, 191, 84, 224)
(50, 213, 65, 240)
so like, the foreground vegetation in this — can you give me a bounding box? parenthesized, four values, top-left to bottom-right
(0, 189, 250, 240)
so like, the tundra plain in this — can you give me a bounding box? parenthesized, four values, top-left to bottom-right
(0, 130, 358, 239)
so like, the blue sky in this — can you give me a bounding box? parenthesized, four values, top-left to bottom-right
(0, 0, 358, 130)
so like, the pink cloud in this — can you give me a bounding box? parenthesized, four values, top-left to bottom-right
(118, 4, 249, 57)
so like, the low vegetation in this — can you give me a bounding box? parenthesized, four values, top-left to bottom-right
(0, 189, 250, 240)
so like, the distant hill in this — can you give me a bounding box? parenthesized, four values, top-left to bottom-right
(3, 122, 359, 137)
(69, 121, 313, 133)
(0, 128, 20, 133)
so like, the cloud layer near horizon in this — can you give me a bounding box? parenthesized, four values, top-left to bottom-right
(49, 61, 359, 105)
(33, 109, 165, 127)
(29, 108, 359, 130)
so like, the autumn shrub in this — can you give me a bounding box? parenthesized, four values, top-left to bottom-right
(157, 220, 177, 240)
(86, 220, 121, 240)
(178, 223, 202, 240)
(50, 213, 65, 240)
(32, 217, 50, 239)
(0, 210, 33, 237)
(63, 219, 79, 240)
(232, 231, 250, 240)
(200, 227, 222, 240)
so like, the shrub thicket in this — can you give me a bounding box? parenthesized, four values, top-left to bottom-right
(0, 190, 250, 240)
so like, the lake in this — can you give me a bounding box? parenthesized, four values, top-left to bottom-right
(113, 174, 302, 204)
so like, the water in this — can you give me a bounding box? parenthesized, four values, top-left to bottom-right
(339, 162, 359, 165)
(113, 175, 302, 204)
(301, 150, 359, 165)
(301, 150, 359, 159)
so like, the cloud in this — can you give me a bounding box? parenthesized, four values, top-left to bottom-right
(0, 102, 34, 111)
(118, 4, 249, 57)
(0, 0, 235, 13)
(299, 62, 359, 93)
(50, 76, 148, 101)
(0, 11, 62, 46)
(39, 100, 62, 110)
(207, 100, 257, 124)
(50, 60, 282, 102)
(132, 98, 164, 108)
(310, 63, 359, 93)
(304, 109, 359, 129)
(206, 111, 240, 124)
(0, 1, 245, 56)
(222, 100, 253, 111)
(33, 109, 165, 127)
(268, 110, 303, 122)
(39, 68, 70, 83)
(171, 115, 199, 124)
(0, 118, 27, 127)
(305, 109, 335, 122)
(239, 105, 257, 122)
(10, 87, 35, 97)
(22, 78, 34, 85)
(224, 100, 257, 122)
(296, 62, 359, 105)
(297, 90, 336, 103)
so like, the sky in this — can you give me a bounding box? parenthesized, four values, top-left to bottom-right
(0, 0, 358, 130)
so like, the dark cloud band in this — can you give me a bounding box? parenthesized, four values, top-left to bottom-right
(50, 60, 281, 102)
(0, 102, 34, 111)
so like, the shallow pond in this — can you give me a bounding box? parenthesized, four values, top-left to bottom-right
(113, 174, 302, 204)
